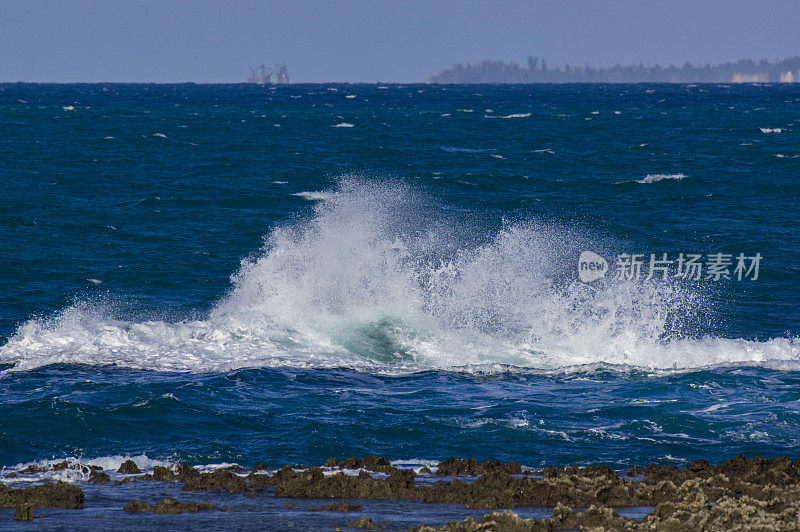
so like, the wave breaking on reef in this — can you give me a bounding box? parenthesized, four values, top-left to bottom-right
(1, 178, 798, 374)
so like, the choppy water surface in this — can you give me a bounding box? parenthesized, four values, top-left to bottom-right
(0, 83, 799, 474)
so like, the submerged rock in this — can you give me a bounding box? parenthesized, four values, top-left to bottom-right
(123, 498, 216, 514)
(309, 499, 363, 511)
(347, 517, 386, 529)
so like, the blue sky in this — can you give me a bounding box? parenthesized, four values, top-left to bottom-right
(2, 0, 798, 82)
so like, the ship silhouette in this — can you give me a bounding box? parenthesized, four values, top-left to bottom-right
(248, 64, 290, 84)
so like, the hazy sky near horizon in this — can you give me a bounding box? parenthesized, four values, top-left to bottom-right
(2, 0, 799, 83)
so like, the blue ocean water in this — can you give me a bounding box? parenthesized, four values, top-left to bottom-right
(1, 83, 799, 472)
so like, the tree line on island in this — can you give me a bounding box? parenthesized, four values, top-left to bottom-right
(429, 56, 800, 83)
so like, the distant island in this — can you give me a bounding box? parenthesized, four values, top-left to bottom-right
(430, 56, 800, 84)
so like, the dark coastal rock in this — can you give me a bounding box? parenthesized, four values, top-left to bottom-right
(20, 465, 46, 475)
(275, 467, 413, 501)
(153, 498, 216, 514)
(176, 462, 202, 481)
(57, 454, 800, 529)
(347, 517, 386, 529)
(0, 481, 84, 509)
(409, 456, 800, 530)
(141, 465, 176, 481)
(139, 462, 200, 482)
(88, 471, 110, 483)
(411, 506, 630, 531)
(123, 498, 216, 514)
(13, 505, 33, 521)
(248, 473, 275, 488)
(117, 460, 140, 474)
(123, 500, 152, 512)
(634, 454, 800, 488)
(309, 499, 362, 511)
(386, 469, 417, 489)
(248, 464, 298, 488)
(182, 468, 248, 493)
(436, 458, 522, 477)
(267, 456, 800, 512)
(324, 455, 397, 474)
(51, 461, 71, 471)
(271, 464, 646, 509)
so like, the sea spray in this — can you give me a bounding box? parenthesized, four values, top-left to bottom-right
(1, 178, 797, 373)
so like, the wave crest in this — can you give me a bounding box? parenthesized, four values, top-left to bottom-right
(1, 178, 797, 373)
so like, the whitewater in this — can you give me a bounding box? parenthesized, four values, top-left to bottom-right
(2, 179, 796, 374)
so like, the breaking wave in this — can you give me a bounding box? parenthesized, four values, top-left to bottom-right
(1, 178, 797, 374)
(636, 173, 687, 184)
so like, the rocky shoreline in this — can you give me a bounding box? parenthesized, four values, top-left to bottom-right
(2, 455, 800, 529)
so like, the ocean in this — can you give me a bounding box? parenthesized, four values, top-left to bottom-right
(0, 82, 799, 527)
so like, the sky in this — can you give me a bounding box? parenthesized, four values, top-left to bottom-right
(2, 0, 799, 83)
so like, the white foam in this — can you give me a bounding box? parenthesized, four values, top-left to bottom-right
(1, 455, 175, 485)
(760, 128, 782, 134)
(1, 178, 797, 375)
(636, 173, 687, 184)
(292, 191, 329, 201)
(152, 133, 167, 138)
(333, 123, 355, 128)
